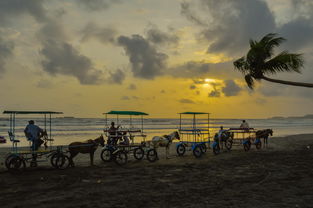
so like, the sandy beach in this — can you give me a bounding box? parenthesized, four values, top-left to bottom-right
(0, 134, 313, 208)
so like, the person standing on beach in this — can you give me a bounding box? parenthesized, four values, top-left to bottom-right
(240, 120, 249, 129)
(108, 122, 120, 144)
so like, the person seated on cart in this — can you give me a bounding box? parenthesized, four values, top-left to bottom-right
(24, 120, 44, 165)
(240, 120, 249, 129)
(108, 122, 121, 145)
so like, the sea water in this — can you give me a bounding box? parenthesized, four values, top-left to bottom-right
(0, 117, 312, 147)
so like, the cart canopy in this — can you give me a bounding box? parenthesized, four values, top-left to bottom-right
(179, 112, 209, 115)
(3, 111, 63, 114)
(104, 111, 148, 116)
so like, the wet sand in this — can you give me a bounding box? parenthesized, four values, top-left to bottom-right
(0, 134, 313, 208)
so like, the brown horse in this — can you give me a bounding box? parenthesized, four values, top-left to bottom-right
(68, 135, 105, 166)
(256, 129, 273, 148)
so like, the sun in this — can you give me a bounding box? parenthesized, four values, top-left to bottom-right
(204, 78, 215, 83)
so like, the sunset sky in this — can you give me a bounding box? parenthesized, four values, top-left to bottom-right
(0, 0, 313, 118)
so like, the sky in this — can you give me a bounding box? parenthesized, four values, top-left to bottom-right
(0, 0, 313, 118)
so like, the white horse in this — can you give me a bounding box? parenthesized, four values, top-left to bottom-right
(148, 131, 180, 159)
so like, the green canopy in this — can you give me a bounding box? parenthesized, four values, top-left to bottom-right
(179, 112, 209, 115)
(104, 111, 148, 116)
(3, 111, 63, 114)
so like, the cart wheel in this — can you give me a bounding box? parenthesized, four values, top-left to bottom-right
(5, 154, 16, 170)
(114, 151, 128, 166)
(200, 143, 207, 153)
(255, 142, 262, 149)
(133, 147, 144, 160)
(225, 139, 233, 151)
(146, 149, 158, 162)
(7, 156, 26, 171)
(213, 145, 220, 155)
(176, 144, 186, 156)
(51, 153, 70, 170)
(244, 142, 251, 151)
(101, 148, 113, 162)
(193, 145, 202, 158)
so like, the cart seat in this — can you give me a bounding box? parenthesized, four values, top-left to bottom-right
(8, 131, 20, 143)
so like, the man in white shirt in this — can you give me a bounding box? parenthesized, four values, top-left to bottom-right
(240, 120, 249, 129)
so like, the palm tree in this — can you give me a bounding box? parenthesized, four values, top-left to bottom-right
(233, 33, 313, 89)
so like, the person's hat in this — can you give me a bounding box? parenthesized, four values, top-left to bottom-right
(28, 120, 34, 124)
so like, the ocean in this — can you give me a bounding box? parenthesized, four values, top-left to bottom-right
(0, 117, 312, 147)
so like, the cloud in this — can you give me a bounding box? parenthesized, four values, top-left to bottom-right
(80, 22, 117, 44)
(36, 79, 53, 89)
(208, 90, 221, 97)
(121, 96, 130, 100)
(180, 1, 207, 27)
(40, 39, 103, 84)
(179, 98, 195, 104)
(146, 27, 179, 46)
(76, 0, 124, 11)
(128, 84, 137, 90)
(117, 34, 168, 79)
(169, 60, 210, 78)
(0, 0, 47, 25)
(222, 80, 242, 96)
(37, 19, 104, 85)
(107, 69, 125, 84)
(0, 32, 14, 76)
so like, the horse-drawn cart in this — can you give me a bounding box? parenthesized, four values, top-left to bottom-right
(100, 111, 158, 165)
(176, 112, 211, 158)
(3, 110, 70, 171)
(225, 128, 273, 151)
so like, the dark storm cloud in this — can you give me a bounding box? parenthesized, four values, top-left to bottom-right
(179, 99, 195, 104)
(0, 0, 47, 25)
(40, 39, 103, 84)
(38, 20, 103, 85)
(80, 22, 117, 44)
(222, 80, 242, 96)
(169, 60, 210, 78)
(198, 0, 275, 55)
(180, 1, 207, 27)
(0, 33, 14, 76)
(146, 27, 179, 46)
(117, 34, 168, 79)
(77, 0, 124, 11)
(107, 69, 125, 84)
(208, 90, 221, 98)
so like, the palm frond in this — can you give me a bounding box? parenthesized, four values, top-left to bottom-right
(244, 74, 255, 89)
(233, 57, 248, 73)
(263, 51, 304, 75)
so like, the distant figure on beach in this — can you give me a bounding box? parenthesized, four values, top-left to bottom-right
(240, 120, 249, 129)
(218, 126, 227, 140)
(24, 120, 44, 151)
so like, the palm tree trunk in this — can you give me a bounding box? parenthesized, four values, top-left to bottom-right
(261, 75, 313, 88)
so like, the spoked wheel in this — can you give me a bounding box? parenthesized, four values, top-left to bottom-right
(133, 147, 144, 160)
(255, 142, 262, 149)
(193, 145, 202, 158)
(213, 144, 220, 155)
(244, 142, 251, 152)
(176, 144, 186, 156)
(225, 139, 233, 151)
(5, 154, 17, 170)
(51, 153, 70, 170)
(114, 151, 128, 166)
(101, 148, 113, 162)
(200, 143, 207, 153)
(7, 155, 26, 172)
(146, 149, 158, 162)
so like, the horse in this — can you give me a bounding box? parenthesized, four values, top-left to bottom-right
(256, 129, 273, 148)
(148, 131, 180, 159)
(68, 135, 105, 166)
(219, 131, 234, 150)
